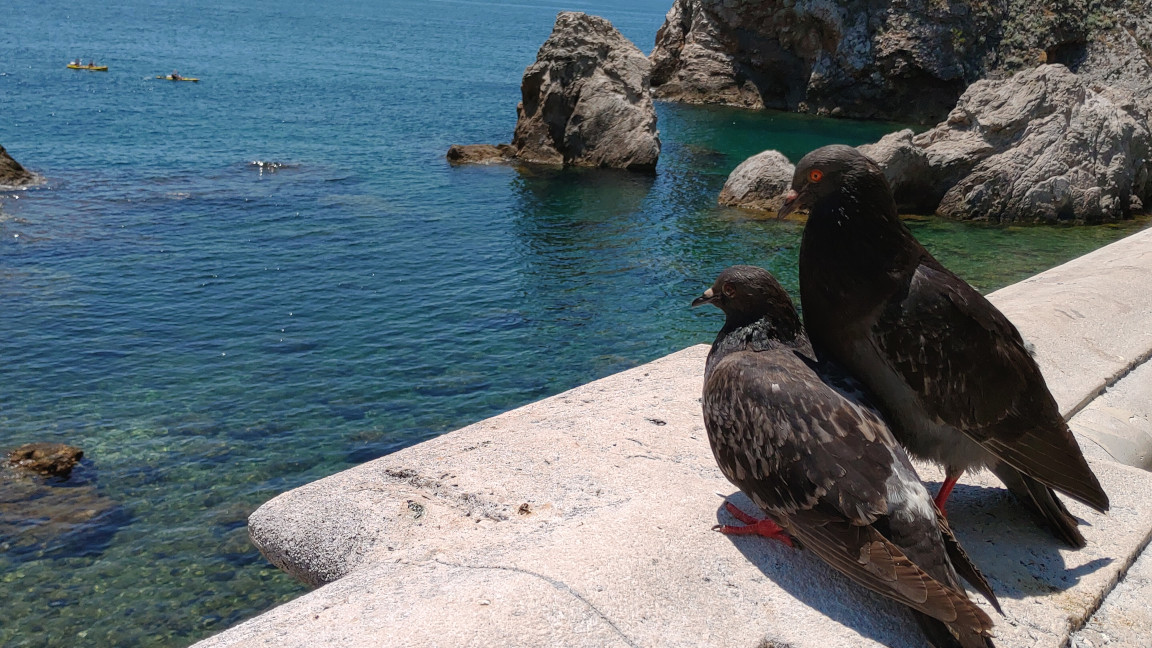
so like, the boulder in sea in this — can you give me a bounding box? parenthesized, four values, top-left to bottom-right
(718, 150, 795, 214)
(0, 145, 38, 188)
(649, 0, 1147, 124)
(860, 64, 1151, 223)
(511, 12, 660, 171)
(8, 443, 84, 478)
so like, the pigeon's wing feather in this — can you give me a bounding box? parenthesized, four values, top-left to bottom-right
(783, 506, 994, 634)
(876, 261, 1108, 511)
(702, 349, 892, 523)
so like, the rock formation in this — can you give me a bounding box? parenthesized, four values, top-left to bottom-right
(860, 65, 1151, 223)
(449, 12, 660, 171)
(650, 0, 1151, 124)
(512, 12, 660, 171)
(0, 145, 37, 187)
(718, 150, 794, 214)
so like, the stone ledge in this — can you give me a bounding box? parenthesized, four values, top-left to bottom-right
(193, 228, 1152, 648)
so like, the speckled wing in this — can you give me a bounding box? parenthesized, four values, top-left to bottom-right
(785, 507, 995, 636)
(875, 261, 1108, 511)
(702, 348, 893, 522)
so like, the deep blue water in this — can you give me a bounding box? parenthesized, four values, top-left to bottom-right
(1, 1, 1147, 646)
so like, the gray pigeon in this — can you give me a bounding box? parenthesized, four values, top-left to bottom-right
(782, 144, 1109, 547)
(697, 265, 999, 648)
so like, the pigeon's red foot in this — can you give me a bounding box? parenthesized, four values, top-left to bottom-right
(934, 472, 961, 517)
(713, 502, 795, 547)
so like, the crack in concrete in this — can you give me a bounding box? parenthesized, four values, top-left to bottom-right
(1064, 346, 1152, 424)
(432, 557, 641, 648)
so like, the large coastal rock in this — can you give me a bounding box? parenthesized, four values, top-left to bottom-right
(650, 0, 1147, 123)
(510, 12, 660, 171)
(860, 65, 1152, 223)
(0, 145, 37, 187)
(717, 150, 794, 214)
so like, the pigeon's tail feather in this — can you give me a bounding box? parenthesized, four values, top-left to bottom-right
(993, 462, 1086, 548)
(936, 510, 1001, 613)
(912, 611, 996, 648)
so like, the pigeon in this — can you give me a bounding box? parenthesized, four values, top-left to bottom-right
(781, 144, 1109, 547)
(696, 265, 999, 648)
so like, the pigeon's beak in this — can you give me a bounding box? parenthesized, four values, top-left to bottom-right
(691, 288, 716, 308)
(776, 188, 800, 220)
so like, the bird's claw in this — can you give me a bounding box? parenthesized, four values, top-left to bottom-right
(714, 502, 796, 548)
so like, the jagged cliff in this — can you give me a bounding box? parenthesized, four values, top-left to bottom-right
(650, 0, 1152, 123)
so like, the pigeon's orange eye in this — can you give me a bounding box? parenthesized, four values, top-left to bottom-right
(808, 169, 824, 183)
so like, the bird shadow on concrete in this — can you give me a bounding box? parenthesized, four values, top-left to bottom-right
(715, 482, 1113, 645)
(924, 481, 1113, 600)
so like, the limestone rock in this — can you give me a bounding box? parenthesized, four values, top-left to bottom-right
(445, 144, 515, 165)
(1069, 1, 1152, 115)
(0, 145, 37, 187)
(717, 150, 794, 213)
(511, 12, 660, 171)
(650, 0, 1141, 124)
(889, 65, 1152, 223)
(8, 443, 83, 478)
(857, 130, 940, 214)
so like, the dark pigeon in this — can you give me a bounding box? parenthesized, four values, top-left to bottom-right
(696, 265, 999, 648)
(782, 144, 1109, 547)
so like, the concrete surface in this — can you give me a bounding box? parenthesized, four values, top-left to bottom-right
(1072, 535, 1152, 647)
(192, 228, 1152, 648)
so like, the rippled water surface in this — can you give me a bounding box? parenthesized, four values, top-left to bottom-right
(1, 1, 1147, 646)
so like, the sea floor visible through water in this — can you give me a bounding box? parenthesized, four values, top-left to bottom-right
(1, 0, 1149, 646)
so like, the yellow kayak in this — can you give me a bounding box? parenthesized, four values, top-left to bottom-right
(68, 64, 108, 71)
(156, 75, 199, 82)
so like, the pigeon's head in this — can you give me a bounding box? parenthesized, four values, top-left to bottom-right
(692, 265, 801, 334)
(777, 145, 890, 220)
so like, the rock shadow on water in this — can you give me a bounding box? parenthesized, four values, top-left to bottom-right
(715, 482, 1109, 645)
(509, 165, 656, 255)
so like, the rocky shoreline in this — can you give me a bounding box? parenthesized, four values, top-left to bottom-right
(451, 2, 1152, 223)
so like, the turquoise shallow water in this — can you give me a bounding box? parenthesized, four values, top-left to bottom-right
(1, 1, 1147, 646)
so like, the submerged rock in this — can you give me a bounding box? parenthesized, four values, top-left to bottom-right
(718, 150, 795, 214)
(8, 443, 84, 478)
(650, 0, 1148, 124)
(861, 65, 1151, 223)
(446, 144, 515, 165)
(1, 451, 130, 558)
(0, 145, 38, 187)
(450, 12, 660, 172)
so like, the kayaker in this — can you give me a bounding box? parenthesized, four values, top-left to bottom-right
(171, 70, 181, 80)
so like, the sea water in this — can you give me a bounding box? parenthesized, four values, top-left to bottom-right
(1, 0, 1147, 646)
